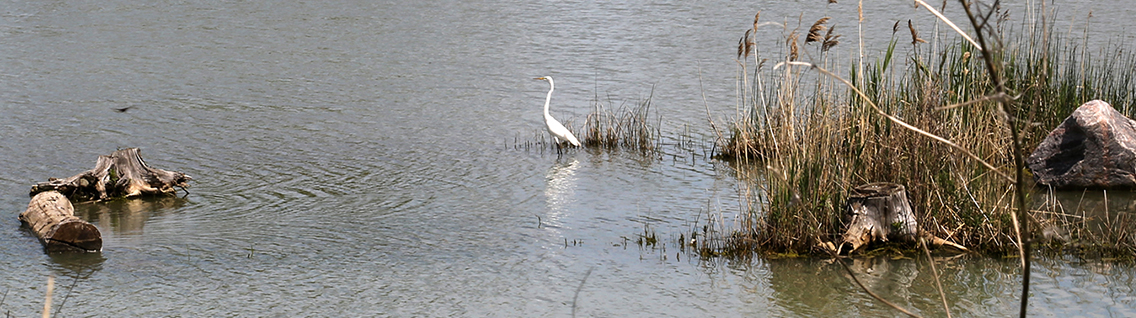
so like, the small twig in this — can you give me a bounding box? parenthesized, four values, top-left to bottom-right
(933, 92, 1013, 110)
(922, 238, 953, 318)
(923, 230, 970, 252)
(52, 275, 80, 318)
(833, 257, 922, 318)
(698, 65, 724, 143)
(0, 288, 8, 313)
(571, 267, 595, 318)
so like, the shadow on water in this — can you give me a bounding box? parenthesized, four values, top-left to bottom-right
(70, 196, 190, 236)
(47, 252, 106, 277)
(40, 253, 106, 317)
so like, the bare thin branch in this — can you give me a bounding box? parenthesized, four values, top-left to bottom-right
(933, 92, 1012, 110)
(914, 0, 982, 50)
(922, 238, 954, 318)
(571, 267, 594, 318)
(698, 65, 723, 142)
(958, 1, 1030, 316)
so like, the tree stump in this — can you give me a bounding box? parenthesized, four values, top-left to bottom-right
(827, 182, 967, 255)
(30, 148, 192, 202)
(19, 191, 102, 253)
(838, 183, 919, 254)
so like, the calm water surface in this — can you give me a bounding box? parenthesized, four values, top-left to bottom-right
(2, 0, 1134, 316)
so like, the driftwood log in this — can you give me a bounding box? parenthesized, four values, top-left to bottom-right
(30, 148, 192, 202)
(19, 191, 102, 253)
(19, 148, 190, 253)
(826, 182, 966, 255)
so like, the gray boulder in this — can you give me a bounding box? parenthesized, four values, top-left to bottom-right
(1027, 100, 1136, 188)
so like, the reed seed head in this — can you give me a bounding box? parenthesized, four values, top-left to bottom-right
(737, 36, 745, 59)
(744, 29, 754, 58)
(806, 17, 830, 43)
(788, 33, 799, 61)
(822, 24, 840, 52)
(908, 20, 927, 44)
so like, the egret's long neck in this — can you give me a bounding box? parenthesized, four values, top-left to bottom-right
(543, 79, 555, 118)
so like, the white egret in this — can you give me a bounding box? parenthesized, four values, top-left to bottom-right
(535, 76, 582, 147)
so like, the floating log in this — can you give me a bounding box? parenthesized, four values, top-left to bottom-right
(829, 182, 966, 255)
(30, 148, 192, 202)
(20, 191, 102, 253)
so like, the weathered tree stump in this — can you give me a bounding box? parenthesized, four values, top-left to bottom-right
(837, 183, 918, 254)
(19, 191, 102, 253)
(30, 148, 192, 202)
(829, 182, 967, 255)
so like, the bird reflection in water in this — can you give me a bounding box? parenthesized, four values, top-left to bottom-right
(543, 158, 580, 229)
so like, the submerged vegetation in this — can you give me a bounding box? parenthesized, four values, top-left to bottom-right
(711, 3, 1136, 259)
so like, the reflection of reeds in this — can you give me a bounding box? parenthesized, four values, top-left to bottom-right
(1036, 190, 1136, 257)
(715, 6, 1136, 258)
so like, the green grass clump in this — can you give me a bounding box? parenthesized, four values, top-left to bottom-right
(582, 92, 660, 152)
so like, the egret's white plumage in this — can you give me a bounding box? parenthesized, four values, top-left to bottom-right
(535, 76, 581, 147)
